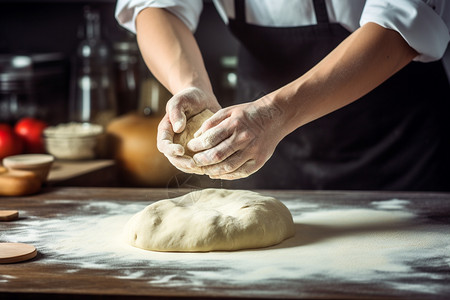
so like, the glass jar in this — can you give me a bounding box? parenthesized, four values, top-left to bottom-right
(0, 56, 36, 124)
(113, 39, 142, 115)
(69, 6, 117, 128)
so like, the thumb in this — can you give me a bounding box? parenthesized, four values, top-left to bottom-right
(169, 108, 187, 133)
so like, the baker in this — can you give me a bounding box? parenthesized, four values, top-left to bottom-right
(115, 0, 450, 191)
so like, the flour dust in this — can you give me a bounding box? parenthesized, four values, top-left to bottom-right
(1, 198, 449, 296)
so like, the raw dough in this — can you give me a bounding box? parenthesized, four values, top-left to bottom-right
(173, 109, 214, 157)
(123, 188, 295, 252)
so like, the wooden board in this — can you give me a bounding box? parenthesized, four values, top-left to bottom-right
(46, 160, 117, 187)
(0, 243, 37, 264)
(0, 187, 449, 299)
(0, 210, 19, 221)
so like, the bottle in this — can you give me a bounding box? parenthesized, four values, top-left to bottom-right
(69, 6, 117, 128)
(112, 37, 141, 115)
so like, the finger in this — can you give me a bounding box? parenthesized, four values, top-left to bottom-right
(209, 159, 257, 180)
(202, 150, 250, 176)
(166, 93, 189, 133)
(187, 124, 232, 153)
(167, 87, 208, 133)
(159, 137, 185, 157)
(193, 109, 230, 138)
(168, 106, 187, 133)
(166, 155, 205, 175)
(157, 115, 184, 156)
(191, 134, 243, 166)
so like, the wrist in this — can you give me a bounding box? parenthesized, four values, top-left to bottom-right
(171, 76, 213, 96)
(173, 86, 221, 111)
(253, 92, 291, 142)
(258, 85, 305, 139)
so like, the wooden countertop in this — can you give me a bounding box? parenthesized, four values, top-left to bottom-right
(1, 188, 449, 299)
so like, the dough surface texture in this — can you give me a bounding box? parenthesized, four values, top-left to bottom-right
(123, 188, 295, 252)
(173, 109, 214, 157)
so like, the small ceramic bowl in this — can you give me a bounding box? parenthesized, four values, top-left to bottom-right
(3, 154, 55, 183)
(43, 122, 103, 160)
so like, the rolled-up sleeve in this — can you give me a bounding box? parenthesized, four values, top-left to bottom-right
(115, 0, 203, 34)
(360, 0, 450, 62)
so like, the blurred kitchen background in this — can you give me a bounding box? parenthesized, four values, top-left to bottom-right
(2, 0, 450, 126)
(0, 0, 239, 126)
(1, 0, 449, 188)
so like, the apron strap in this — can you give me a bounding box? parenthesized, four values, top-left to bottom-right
(234, 0, 329, 24)
(234, 0, 246, 22)
(313, 0, 329, 24)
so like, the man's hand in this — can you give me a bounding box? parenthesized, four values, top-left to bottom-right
(136, 8, 222, 174)
(186, 96, 285, 179)
(184, 23, 417, 180)
(157, 87, 221, 174)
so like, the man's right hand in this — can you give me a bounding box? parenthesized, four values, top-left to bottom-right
(157, 87, 221, 174)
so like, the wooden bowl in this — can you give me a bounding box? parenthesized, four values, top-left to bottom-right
(3, 154, 54, 183)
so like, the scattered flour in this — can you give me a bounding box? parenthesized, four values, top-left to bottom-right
(371, 199, 410, 210)
(0, 275, 16, 284)
(1, 198, 449, 297)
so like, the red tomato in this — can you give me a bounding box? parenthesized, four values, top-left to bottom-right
(14, 118, 48, 154)
(0, 124, 24, 160)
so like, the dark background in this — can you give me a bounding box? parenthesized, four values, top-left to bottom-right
(0, 0, 449, 125)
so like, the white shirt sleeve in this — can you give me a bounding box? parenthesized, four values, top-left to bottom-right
(115, 0, 203, 33)
(360, 0, 450, 62)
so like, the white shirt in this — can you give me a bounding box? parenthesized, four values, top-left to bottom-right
(115, 0, 450, 62)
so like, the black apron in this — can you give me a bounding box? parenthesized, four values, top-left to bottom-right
(223, 0, 450, 191)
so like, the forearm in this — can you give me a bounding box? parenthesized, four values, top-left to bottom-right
(183, 23, 419, 178)
(136, 7, 213, 95)
(268, 22, 418, 137)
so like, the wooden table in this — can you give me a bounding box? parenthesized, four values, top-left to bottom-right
(1, 188, 449, 299)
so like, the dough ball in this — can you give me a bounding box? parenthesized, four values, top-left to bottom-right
(173, 109, 214, 157)
(123, 188, 295, 252)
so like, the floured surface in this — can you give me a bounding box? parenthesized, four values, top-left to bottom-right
(1, 193, 450, 299)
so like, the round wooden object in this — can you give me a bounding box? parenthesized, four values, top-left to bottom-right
(0, 243, 37, 264)
(0, 210, 19, 221)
